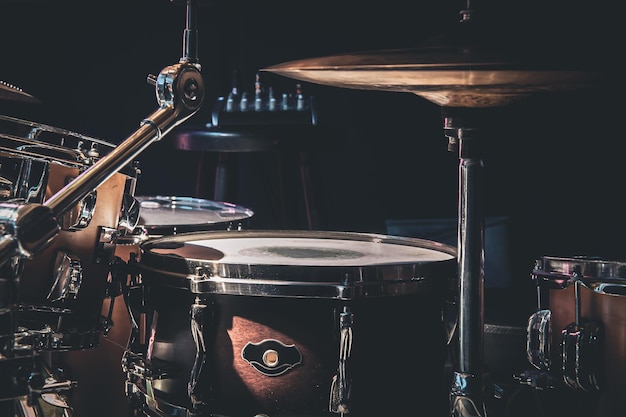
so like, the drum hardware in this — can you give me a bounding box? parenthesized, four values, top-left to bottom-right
(17, 357, 77, 416)
(121, 252, 178, 384)
(560, 280, 603, 393)
(329, 307, 353, 415)
(240, 338, 303, 377)
(525, 309, 552, 377)
(17, 304, 104, 351)
(99, 254, 135, 339)
(188, 297, 210, 410)
(15, 391, 74, 417)
(62, 191, 97, 230)
(118, 193, 142, 236)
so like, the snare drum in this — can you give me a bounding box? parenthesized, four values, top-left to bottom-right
(0, 114, 139, 351)
(125, 230, 457, 417)
(526, 255, 626, 415)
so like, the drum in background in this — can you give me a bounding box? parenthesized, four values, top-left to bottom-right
(125, 230, 457, 417)
(114, 195, 254, 262)
(524, 255, 626, 416)
(0, 113, 139, 353)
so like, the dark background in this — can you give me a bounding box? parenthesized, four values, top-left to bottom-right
(0, 0, 624, 307)
(0, 1, 625, 416)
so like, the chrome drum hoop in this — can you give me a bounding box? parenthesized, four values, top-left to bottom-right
(136, 229, 458, 299)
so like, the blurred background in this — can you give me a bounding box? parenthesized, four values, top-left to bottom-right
(0, 0, 623, 414)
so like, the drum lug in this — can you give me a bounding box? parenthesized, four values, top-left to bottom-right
(329, 307, 353, 414)
(122, 351, 175, 381)
(47, 251, 83, 302)
(526, 309, 551, 371)
(101, 275, 122, 337)
(94, 226, 117, 265)
(117, 193, 140, 234)
(561, 320, 603, 392)
(189, 298, 213, 409)
(122, 352, 146, 379)
(63, 190, 96, 230)
(105, 257, 127, 299)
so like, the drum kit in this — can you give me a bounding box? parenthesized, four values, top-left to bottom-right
(0, 1, 620, 417)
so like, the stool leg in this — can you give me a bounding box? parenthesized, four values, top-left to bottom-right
(299, 151, 319, 230)
(214, 153, 235, 202)
(194, 151, 208, 199)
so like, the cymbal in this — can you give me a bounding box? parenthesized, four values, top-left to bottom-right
(0, 80, 40, 103)
(263, 42, 606, 108)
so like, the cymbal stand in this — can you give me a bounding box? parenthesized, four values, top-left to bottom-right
(0, 0, 205, 267)
(444, 107, 488, 417)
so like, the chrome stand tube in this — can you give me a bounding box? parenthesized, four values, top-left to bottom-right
(445, 110, 487, 417)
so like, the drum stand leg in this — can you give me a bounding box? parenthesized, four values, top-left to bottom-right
(444, 108, 488, 417)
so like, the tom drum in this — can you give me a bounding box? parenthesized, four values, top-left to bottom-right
(114, 195, 254, 263)
(526, 255, 626, 416)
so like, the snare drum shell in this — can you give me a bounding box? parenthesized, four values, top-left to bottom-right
(139, 281, 450, 416)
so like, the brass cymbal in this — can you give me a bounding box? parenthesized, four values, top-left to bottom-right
(0, 80, 40, 103)
(263, 39, 607, 108)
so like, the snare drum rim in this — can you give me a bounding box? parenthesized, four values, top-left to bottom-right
(137, 229, 457, 299)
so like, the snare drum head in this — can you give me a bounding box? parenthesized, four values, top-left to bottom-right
(135, 196, 254, 235)
(138, 230, 457, 298)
